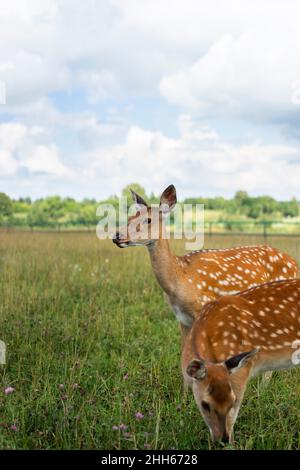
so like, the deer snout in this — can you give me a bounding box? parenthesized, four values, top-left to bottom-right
(112, 231, 120, 244)
(112, 231, 129, 248)
(221, 432, 230, 444)
(211, 429, 231, 444)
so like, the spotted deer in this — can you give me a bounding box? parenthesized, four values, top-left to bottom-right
(183, 278, 300, 443)
(113, 185, 298, 342)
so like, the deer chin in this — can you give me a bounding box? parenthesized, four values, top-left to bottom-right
(113, 239, 147, 248)
(113, 240, 131, 248)
(116, 242, 129, 248)
(125, 240, 153, 247)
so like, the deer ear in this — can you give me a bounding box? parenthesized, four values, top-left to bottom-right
(225, 348, 259, 374)
(130, 189, 148, 208)
(187, 359, 207, 380)
(159, 185, 177, 214)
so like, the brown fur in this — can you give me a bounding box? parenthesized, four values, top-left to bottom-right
(182, 278, 300, 443)
(113, 185, 298, 345)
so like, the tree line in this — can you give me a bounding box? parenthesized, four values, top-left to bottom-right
(0, 184, 299, 229)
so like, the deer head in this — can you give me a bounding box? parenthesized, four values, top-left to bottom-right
(186, 348, 259, 443)
(113, 185, 177, 248)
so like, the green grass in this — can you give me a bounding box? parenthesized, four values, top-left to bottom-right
(0, 232, 300, 449)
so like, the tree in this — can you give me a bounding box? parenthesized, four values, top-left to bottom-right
(234, 191, 248, 201)
(0, 192, 13, 217)
(27, 206, 51, 228)
(280, 199, 299, 218)
(248, 205, 261, 219)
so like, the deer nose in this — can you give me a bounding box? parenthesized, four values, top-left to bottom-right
(112, 231, 120, 244)
(221, 432, 230, 444)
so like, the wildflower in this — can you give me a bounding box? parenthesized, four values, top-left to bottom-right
(144, 443, 151, 449)
(60, 394, 68, 401)
(58, 384, 64, 390)
(10, 425, 18, 432)
(4, 387, 15, 395)
(112, 424, 128, 431)
(105, 259, 109, 263)
(72, 383, 79, 390)
(135, 411, 144, 421)
(119, 424, 128, 431)
(123, 373, 129, 381)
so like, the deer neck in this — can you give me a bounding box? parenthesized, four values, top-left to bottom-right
(147, 238, 178, 296)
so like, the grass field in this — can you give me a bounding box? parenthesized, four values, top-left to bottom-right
(1, 231, 300, 450)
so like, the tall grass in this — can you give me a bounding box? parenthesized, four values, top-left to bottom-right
(0, 232, 300, 449)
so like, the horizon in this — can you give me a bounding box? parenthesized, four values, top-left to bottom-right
(2, 188, 300, 204)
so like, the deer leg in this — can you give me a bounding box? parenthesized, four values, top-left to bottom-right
(180, 323, 192, 396)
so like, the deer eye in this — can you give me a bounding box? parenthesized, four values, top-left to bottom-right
(201, 401, 211, 413)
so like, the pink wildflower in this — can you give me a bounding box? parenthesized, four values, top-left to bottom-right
(119, 423, 128, 431)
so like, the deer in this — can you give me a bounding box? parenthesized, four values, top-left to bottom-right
(182, 278, 300, 443)
(113, 185, 298, 344)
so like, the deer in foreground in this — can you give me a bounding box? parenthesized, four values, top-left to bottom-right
(113, 185, 298, 342)
(182, 278, 300, 443)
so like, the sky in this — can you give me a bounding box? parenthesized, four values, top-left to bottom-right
(1, 0, 300, 201)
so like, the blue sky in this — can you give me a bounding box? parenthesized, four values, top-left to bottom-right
(0, 0, 300, 200)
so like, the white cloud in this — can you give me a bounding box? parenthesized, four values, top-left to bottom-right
(78, 70, 119, 103)
(1, 0, 300, 123)
(0, 149, 18, 175)
(1, 114, 299, 199)
(0, 121, 72, 178)
(0, 0, 105, 104)
(3, 97, 127, 158)
(160, 30, 300, 121)
(178, 114, 219, 142)
(0, 122, 27, 151)
(24, 145, 72, 177)
(81, 115, 300, 199)
(0, 123, 26, 175)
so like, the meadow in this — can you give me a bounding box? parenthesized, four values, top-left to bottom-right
(0, 231, 300, 450)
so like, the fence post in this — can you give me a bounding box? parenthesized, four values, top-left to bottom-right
(263, 222, 268, 242)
